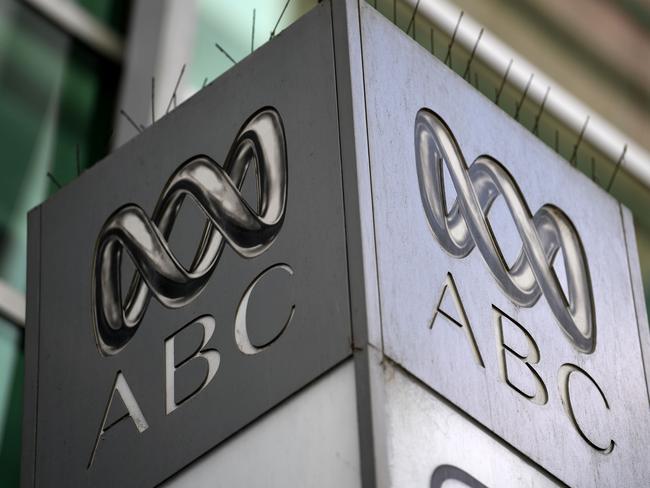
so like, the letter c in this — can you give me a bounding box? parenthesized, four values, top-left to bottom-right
(558, 363, 615, 454)
(235, 263, 295, 355)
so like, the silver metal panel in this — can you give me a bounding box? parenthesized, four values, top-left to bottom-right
(330, 0, 383, 351)
(383, 362, 561, 487)
(330, 1, 387, 486)
(360, 5, 650, 486)
(163, 360, 362, 488)
(621, 206, 650, 399)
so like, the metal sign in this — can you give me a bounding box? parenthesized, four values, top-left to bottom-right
(360, 4, 650, 487)
(22, 5, 351, 487)
(92, 108, 288, 357)
(415, 109, 595, 353)
(22, 2, 650, 487)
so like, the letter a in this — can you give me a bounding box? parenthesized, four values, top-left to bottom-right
(88, 372, 149, 469)
(430, 273, 485, 368)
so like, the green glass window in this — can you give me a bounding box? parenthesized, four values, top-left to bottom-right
(0, 1, 128, 484)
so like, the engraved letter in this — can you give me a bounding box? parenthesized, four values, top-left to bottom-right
(88, 371, 148, 469)
(165, 315, 220, 414)
(493, 306, 548, 405)
(558, 363, 614, 454)
(235, 264, 295, 355)
(430, 273, 484, 367)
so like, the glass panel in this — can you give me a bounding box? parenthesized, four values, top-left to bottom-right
(0, 319, 21, 487)
(0, 0, 125, 484)
(76, 0, 131, 35)
(188, 0, 319, 91)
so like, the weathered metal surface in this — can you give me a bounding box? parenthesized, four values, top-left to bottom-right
(22, 2, 650, 487)
(360, 4, 650, 486)
(382, 361, 561, 487)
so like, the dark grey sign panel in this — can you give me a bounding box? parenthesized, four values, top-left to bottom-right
(23, 4, 351, 487)
(359, 4, 650, 487)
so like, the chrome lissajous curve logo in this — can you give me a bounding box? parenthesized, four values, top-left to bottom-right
(415, 109, 595, 353)
(92, 107, 288, 356)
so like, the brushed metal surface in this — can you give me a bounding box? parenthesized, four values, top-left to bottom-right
(360, 4, 650, 486)
(415, 109, 595, 353)
(382, 361, 561, 487)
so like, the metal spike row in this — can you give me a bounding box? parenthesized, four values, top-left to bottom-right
(47, 171, 62, 189)
(462, 28, 484, 80)
(444, 11, 464, 67)
(166, 64, 187, 114)
(406, 0, 421, 38)
(119, 109, 142, 134)
(532, 86, 551, 135)
(514, 73, 534, 121)
(606, 144, 627, 193)
(270, 0, 292, 39)
(569, 116, 590, 166)
(494, 59, 513, 105)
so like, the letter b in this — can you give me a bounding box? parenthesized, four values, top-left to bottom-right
(493, 306, 548, 405)
(165, 315, 220, 414)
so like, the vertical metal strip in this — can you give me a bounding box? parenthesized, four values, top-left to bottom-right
(620, 205, 650, 406)
(330, 0, 383, 352)
(330, 0, 388, 486)
(20, 207, 42, 488)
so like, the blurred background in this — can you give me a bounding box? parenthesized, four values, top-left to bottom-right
(0, 0, 648, 484)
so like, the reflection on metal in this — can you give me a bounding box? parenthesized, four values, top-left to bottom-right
(93, 108, 288, 355)
(415, 109, 595, 353)
(235, 264, 295, 355)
